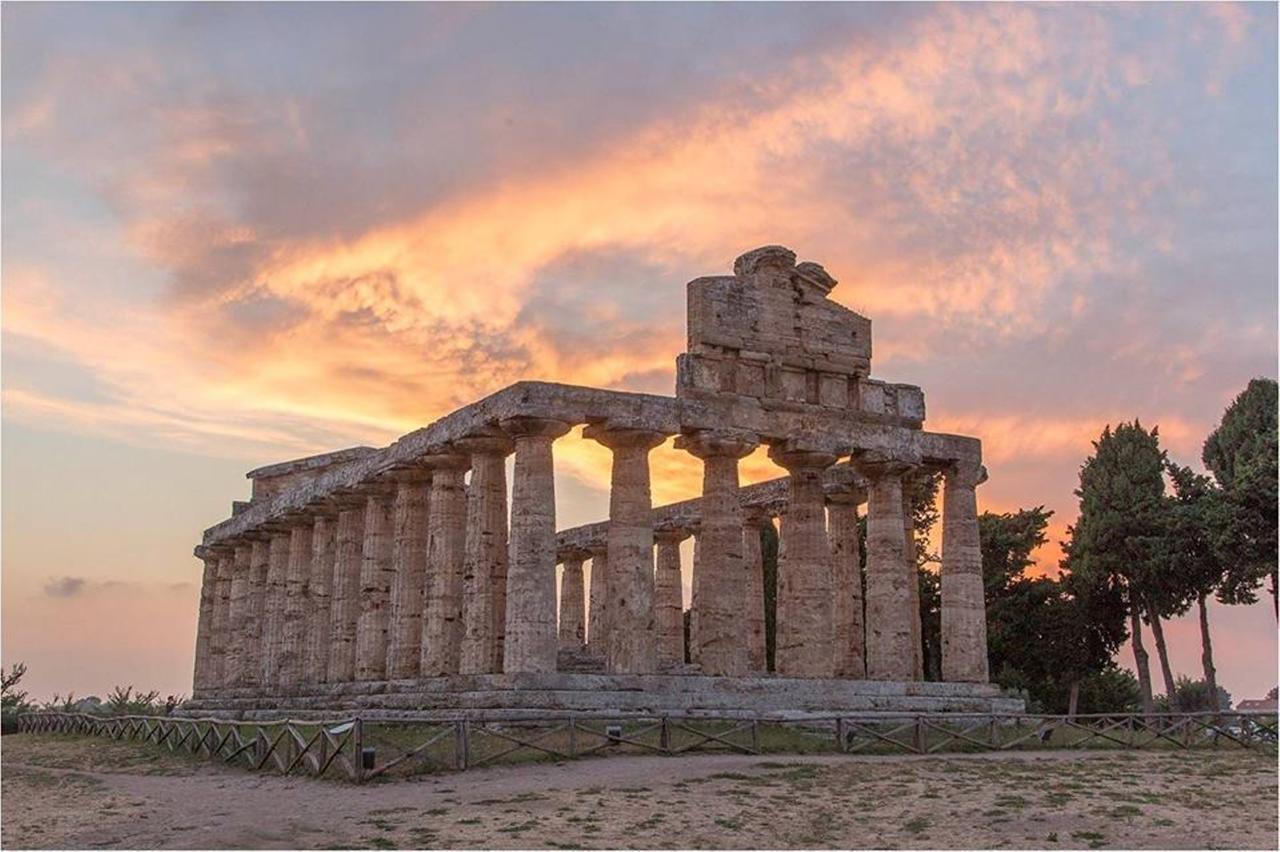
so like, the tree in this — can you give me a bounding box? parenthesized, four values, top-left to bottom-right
(1202, 378, 1279, 616)
(1163, 463, 1231, 706)
(1065, 421, 1169, 715)
(978, 506, 1127, 716)
(980, 506, 1053, 597)
(1, 662, 32, 735)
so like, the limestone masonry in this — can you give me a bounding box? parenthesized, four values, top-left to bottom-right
(186, 246, 1016, 718)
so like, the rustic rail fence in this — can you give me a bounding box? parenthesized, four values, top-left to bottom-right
(18, 710, 1276, 784)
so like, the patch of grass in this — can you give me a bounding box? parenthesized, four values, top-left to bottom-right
(1046, 832, 1059, 843)
(902, 817, 930, 834)
(714, 817, 742, 830)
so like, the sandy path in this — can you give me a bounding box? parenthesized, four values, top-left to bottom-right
(2, 734, 1276, 849)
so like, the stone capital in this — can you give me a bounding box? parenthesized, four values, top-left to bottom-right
(353, 480, 396, 499)
(453, 429, 515, 457)
(418, 450, 471, 473)
(742, 506, 774, 528)
(653, 524, 693, 544)
(384, 464, 433, 485)
(674, 430, 758, 461)
(557, 546, 592, 564)
(582, 424, 669, 452)
(946, 460, 988, 490)
(500, 416, 572, 441)
(825, 485, 868, 507)
(329, 488, 369, 511)
(767, 445, 838, 473)
(850, 448, 921, 481)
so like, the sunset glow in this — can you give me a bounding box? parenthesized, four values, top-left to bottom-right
(3, 3, 1275, 702)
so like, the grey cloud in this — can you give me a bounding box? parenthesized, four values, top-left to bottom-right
(43, 576, 86, 598)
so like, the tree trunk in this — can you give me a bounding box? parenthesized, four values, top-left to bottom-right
(1067, 679, 1081, 720)
(1271, 568, 1277, 620)
(1146, 605, 1177, 708)
(1197, 593, 1219, 710)
(1130, 608, 1155, 716)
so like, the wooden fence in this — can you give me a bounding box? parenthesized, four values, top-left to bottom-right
(18, 710, 1276, 784)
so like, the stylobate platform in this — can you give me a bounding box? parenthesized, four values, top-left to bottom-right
(178, 673, 1025, 721)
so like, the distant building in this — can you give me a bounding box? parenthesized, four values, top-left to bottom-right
(1237, 698, 1277, 712)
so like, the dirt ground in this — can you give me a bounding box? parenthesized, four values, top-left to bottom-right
(1, 733, 1276, 850)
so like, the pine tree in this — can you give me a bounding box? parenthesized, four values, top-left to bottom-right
(1066, 421, 1168, 715)
(1202, 378, 1278, 617)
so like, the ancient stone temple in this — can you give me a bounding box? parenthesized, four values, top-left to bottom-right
(184, 246, 1021, 719)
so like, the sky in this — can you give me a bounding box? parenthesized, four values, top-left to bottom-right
(2, 3, 1276, 704)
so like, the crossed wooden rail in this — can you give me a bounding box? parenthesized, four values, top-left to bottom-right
(18, 710, 1276, 784)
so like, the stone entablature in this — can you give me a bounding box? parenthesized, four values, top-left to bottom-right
(189, 246, 996, 715)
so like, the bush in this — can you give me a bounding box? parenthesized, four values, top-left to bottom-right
(1156, 676, 1232, 712)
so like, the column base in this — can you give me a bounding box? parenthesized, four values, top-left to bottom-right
(177, 672, 1023, 720)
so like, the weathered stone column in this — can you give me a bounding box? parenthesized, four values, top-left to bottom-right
(687, 524, 701, 665)
(192, 552, 218, 694)
(585, 425, 667, 674)
(558, 550, 587, 651)
(243, 535, 270, 689)
(421, 451, 470, 676)
(279, 517, 314, 687)
(941, 461, 990, 683)
(386, 468, 431, 679)
(828, 489, 866, 679)
(770, 447, 838, 678)
(502, 417, 571, 674)
(261, 529, 291, 688)
(675, 431, 757, 676)
(209, 548, 235, 689)
(226, 542, 254, 687)
(653, 527, 688, 666)
(902, 481, 924, 680)
(742, 509, 771, 673)
(586, 544, 609, 654)
(853, 452, 919, 681)
(355, 484, 395, 681)
(326, 494, 367, 683)
(304, 509, 337, 684)
(457, 432, 513, 674)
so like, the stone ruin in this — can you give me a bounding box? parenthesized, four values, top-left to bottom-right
(183, 246, 1022, 719)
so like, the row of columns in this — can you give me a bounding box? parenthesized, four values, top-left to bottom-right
(554, 445, 989, 683)
(194, 424, 989, 694)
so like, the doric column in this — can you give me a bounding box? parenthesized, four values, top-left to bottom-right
(386, 468, 432, 679)
(420, 451, 470, 676)
(226, 541, 254, 687)
(770, 447, 838, 678)
(687, 524, 701, 665)
(279, 516, 314, 688)
(941, 461, 990, 683)
(456, 432, 513, 674)
(853, 451, 919, 681)
(326, 493, 366, 683)
(585, 425, 667, 674)
(558, 550, 587, 651)
(653, 526, 689, 666)
(355, 484, 395, 681)
(261, 529, 291, 688)
(502, 417, 572, 674)
(304, 508, 338, 684)
(674, 431, 757, 676)
(209, 548, 235, 689)
(828, 489, 866, 679)
(192, 552, 218, 694)
(902, 480, 924, 680)
(586, 544, 609, 654)
(243, 535, 270, 689)
(741, 508, 771, 673)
